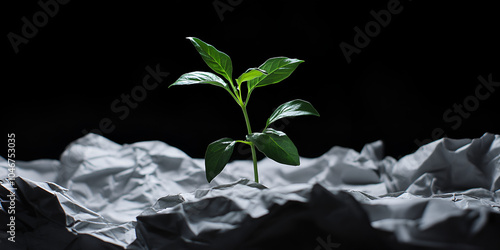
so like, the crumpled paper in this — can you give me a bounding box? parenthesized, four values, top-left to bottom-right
(1, 133, 499, 249)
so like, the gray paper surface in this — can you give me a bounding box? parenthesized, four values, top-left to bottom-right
(1, 133, 499, 249)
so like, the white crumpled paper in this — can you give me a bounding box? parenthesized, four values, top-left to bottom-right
(1, 133, 499, 249)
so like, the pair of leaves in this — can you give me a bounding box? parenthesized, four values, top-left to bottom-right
(170, 37, 234, 94)
(187, 37, 233, 84)
(168, 37, 319, 183)
(205, 99, 319, 182)
(205, 128, 298, 182)
(169, 37, 304, 94)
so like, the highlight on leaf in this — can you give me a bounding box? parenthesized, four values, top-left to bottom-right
(247, 57, 304, 90)
(169, 71, 229, 91)
(236, 68, 268, 87)
(265, 99, 320, 129)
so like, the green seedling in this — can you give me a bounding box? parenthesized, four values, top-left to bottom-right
(170, 37, 319, 183)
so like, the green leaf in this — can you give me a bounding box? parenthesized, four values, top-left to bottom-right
(187, 37, 233, 83)
(169, 71, 230, 91)
(246, 128, 300, 166)
(266, 99, 320, 128)
(236, 68, 267, 86)
(248, 57, 304, 90)
(205, 138, 236, 182)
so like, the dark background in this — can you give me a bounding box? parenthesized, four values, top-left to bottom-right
(2, 0, 499, 161)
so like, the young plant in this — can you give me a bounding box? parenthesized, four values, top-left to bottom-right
(170, 37, 319, 183)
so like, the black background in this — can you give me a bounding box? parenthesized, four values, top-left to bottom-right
(2, 0, 499, 161)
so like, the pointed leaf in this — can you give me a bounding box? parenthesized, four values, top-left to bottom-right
(205, 138, 236, 182)
(248, 57, 304, 90)
(247, 128, 300, 166)
(169, 71, 230, 91)
(236, 68, 267, 86)
(187, 37, 233, 83)
(266, 99, 320, 128)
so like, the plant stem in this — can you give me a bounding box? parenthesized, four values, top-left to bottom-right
(241, 105, 259, 183)
(250, 144, 259, 183)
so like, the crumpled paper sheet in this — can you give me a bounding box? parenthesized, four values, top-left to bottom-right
(1, 133, 499, 249)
